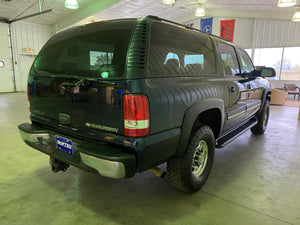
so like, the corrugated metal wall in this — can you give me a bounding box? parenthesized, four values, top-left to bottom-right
(186, 17, 300, 49)
(11, 22, 51, 91)
(0, 23, 14, 93)
(255, 19, 300, 48)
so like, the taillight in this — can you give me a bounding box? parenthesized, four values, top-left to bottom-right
(27, 84, 31, 112)
(123, 94, 150, 137)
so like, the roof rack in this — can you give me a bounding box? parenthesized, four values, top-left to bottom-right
(145, 15, 229, 42)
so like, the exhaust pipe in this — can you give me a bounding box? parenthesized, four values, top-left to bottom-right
(50, 158, 69, 173)
(148, 167, 166, 178)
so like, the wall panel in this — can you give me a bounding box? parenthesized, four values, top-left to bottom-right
(185, 17, 254, 49)
(255, 19, 300, 48)
(11, 22, 51, 91)
(0, 23, 14, 93)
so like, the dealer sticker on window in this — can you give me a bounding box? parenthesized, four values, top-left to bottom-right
(55, 135, 73, 154)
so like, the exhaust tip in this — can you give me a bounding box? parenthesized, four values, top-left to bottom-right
(148, 167, 166, 178)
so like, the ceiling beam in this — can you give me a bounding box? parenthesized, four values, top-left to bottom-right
(52, 0, 122, 32)
(176, 10, 295, 24)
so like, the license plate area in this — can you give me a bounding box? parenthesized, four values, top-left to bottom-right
(55, 135, 74, 155)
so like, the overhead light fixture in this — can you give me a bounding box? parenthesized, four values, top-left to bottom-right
(292, 9, 300, 22)
(65, 0, 79, 9)
(163, 0, 175, 5)
(277, 0, 296, 7)
(195, 7, 205, 17)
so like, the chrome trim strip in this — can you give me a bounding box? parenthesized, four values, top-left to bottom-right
(227, 104, 260, 120)
(80, 152, 126, 178)
(247, 105, 260, 112)
(227, 110, 245, 120)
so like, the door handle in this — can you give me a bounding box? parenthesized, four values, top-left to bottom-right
(229, 86, 235, 93)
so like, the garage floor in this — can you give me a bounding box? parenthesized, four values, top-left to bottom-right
(1, 92, 300, 225)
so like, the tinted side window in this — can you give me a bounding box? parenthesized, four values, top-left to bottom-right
(148, 22, 216, 77)
(236, 48, 255, 73)
(218, 42, 240, 76)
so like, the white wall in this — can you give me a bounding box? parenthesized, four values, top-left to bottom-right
(183, 17, 300, 50)
(255, 19, 300, 48)
(11, 22, 51, 91)
(0, 23, 14, 93)
(183, 17, 255, 48)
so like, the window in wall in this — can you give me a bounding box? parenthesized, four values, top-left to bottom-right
(281, 47, 300, 81)
(236, 48, 255, 74)
(184, 54, 204, 66)
(90, 51, 113, 78)
(253, 48, 283, 79)
(245, 49, 252, 59)
(164, 53, 180, 67)
(218, 42, 240, 76)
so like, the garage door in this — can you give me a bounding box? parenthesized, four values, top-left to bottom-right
(0, 23, 14, 93)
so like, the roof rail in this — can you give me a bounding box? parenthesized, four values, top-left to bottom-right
(145, 15, 229, 42)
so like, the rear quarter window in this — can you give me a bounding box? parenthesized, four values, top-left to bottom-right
(148, 22, 216, 77)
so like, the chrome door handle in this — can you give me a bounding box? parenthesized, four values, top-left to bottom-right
(229, 86, 235, 93)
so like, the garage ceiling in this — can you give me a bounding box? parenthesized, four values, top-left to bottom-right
(0, 0, 298, 29)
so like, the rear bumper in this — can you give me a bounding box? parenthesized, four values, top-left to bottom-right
(18, 123, 136, 178)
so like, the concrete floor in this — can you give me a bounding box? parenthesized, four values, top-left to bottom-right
(1, 92, 300, 225)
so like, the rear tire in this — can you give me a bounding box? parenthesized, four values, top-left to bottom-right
(167, 125, 215, 193)
(251, 100, 270, 135)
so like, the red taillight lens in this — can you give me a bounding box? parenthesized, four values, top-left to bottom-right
(123, 95, 150, 137)
(27, 84, 31, 112)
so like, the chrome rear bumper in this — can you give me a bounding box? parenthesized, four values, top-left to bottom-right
(18, 123, 136, 178)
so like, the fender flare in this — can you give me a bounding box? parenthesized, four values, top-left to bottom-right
(175, 98, 225, 156)
(259, 87, 271, 113)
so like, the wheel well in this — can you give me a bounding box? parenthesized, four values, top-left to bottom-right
(191, 109, 222, 139)
(266, 91, 271, 101)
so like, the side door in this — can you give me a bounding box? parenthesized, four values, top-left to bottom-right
(236, 48, 263, 119)
(218, 42, 247, 132)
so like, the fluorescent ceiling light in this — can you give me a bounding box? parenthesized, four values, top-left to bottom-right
(163, 0, 175, 4)
(277, 0, 296, 7)
(292, 11, 300, 21)
(65, 0, 79, 9)
(195, 7, 205, 17)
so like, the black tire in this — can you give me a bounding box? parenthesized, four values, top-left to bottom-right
(251, 100, 270, 135)
(167, 125, 215, 193)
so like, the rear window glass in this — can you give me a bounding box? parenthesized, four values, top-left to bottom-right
(33, 20, 136, 79)
(148, 22, 216, 77)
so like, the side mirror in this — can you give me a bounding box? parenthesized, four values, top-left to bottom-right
(260, 67, 276, 78)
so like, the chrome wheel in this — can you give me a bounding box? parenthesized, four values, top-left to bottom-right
(192, 140, 208, 177)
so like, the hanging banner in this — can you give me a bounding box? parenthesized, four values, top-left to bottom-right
(220, 19, 235, 43)
(200, 17, 213, 34)
(185, 23, 194, 27)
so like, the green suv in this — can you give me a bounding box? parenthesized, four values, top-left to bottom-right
(18, 15, 275, 192)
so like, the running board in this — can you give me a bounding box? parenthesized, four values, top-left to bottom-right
(216, 118, 258, 148)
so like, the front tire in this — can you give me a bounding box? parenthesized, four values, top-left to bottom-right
(167, 125, 215, 193)
(251, 100, 270, 135)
